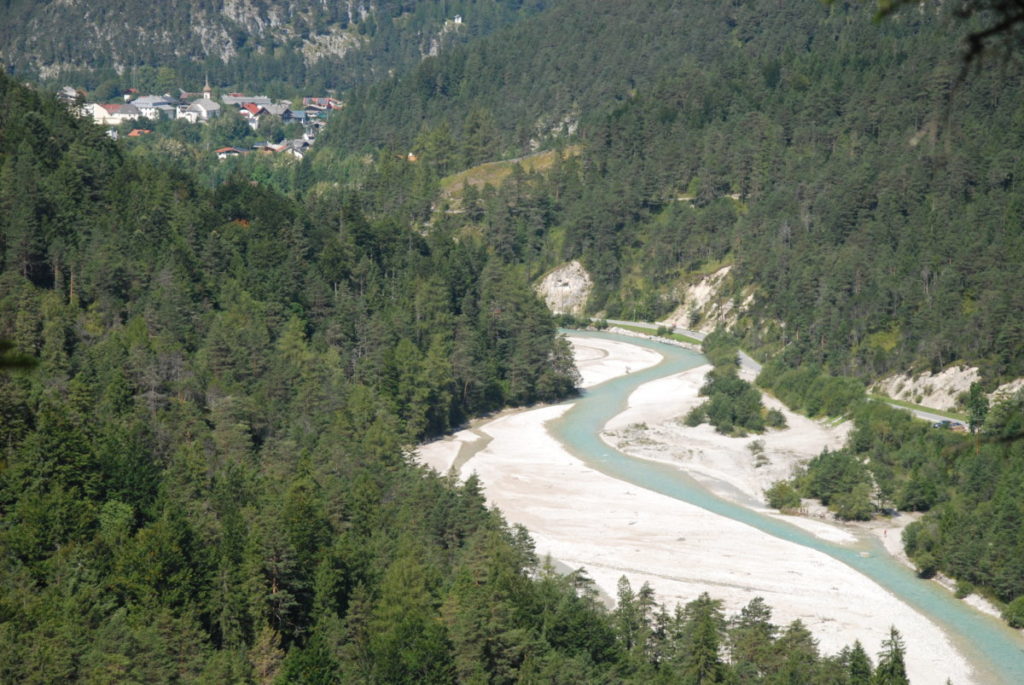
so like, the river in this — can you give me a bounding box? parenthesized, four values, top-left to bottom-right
(548, 330, 1024, 684)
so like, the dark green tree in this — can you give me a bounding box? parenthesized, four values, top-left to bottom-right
(873, 627, 909, 685)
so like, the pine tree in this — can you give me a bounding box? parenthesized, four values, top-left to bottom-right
(728, 596, 777, 681)
(679, 592, 726, 684)
(846, 640, 874, 684)
(873, 627, 909, 685)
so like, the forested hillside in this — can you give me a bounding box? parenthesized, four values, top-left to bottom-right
(0, 72, 572, 678)
(757, 362, 1024, 625)
(1, 0, 551, 96)
(0, 68, 905, 684)
(4, 0, 1023, 675)
(303, 0, 1024, 630)
(319, 0, 1024, 385)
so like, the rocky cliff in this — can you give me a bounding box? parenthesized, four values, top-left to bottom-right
(659, 266, 751, 334)
(535, 261, 592, 316)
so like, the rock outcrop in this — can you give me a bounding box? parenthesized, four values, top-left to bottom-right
(873, 368, 1024, 411)
(659, 266, 750, 333)
(535, 261, 592, 316)
(872, 366, 981, 412)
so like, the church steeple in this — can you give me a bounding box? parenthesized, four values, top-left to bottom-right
(203, 75, 212, 100)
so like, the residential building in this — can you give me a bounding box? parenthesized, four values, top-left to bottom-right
(86, 102, 142, 126)
(178, 98, 221, 123)
(215, 146, 246, 160)
(131, 95, 178, 120)
(222, 93, 273, 107)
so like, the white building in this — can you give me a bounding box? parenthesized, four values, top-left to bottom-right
(181, 99, 221, 122)
(85, 102, 142, 126)
(176, 82, 221, 123)
(131, 95, 178, 120)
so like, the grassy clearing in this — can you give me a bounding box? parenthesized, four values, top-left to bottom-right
(440, 145, 583, 199)
(689, 255, 734, 277)
(868, 393, 967, 421)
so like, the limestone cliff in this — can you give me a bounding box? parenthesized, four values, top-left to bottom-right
(873, 367, 1024, 412)
(659, 266, 752, 334)
(535, 261, 592, 316)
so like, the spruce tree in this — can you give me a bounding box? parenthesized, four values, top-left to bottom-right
(873, 627, 909, 685)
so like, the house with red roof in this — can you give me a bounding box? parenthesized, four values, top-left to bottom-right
(239, 102, 266, 130)
(215, 147, 246, 160)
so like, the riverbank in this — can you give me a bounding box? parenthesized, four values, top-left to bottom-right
(599, 347, 1009, 626)
(601, 362, 851, 521)
(416, 334, 976, 684)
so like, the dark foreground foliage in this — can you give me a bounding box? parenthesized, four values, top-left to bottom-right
(0, 72, 904, 683)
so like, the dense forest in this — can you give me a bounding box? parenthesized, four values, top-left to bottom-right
(758, 362, 1024, 625)
(318, 0, 1024, 385)
(0, 69, 912, 682)
(4, 0, 1024, 676)
(1, 0, 552, 98)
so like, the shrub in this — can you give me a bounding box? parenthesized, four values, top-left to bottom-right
(902, 519, 940, 558)
(765, 408, 787, 429)
(955, 580, 973, 599)
(684, 406, 706, 426)
(913, 551, 938, 579)
(1003, 596, 1024, 628)
(805, 449, 870, 506)
(748, 439, 769, 467)
(555, 313, 584, 328)
(832, 482, 875, 521)
(766, 481, 801, 510)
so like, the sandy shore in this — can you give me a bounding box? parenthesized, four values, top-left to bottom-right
(601, 362, 859, 543)
(572, 335, 663, 387)
(416, 335, 976, 683)
(598, 354, 1003, 624)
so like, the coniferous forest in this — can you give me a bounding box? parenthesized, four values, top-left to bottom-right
(320, 0, 1024, 381)
(0, 66, 901, 684)
(0, 0, 551, 97)
(2, 0, 1024, 680)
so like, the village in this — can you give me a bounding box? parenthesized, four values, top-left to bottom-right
(57, 81, 341, 161)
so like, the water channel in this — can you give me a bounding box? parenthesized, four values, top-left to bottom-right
(548, 330, 1024, 684)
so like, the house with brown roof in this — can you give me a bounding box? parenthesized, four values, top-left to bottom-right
(215, 147, 246, 160)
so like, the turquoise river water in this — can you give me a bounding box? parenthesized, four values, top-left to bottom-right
(547, 330, 1024, 684)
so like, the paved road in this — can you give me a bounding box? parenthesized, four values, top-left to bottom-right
(879, 403, 965, 427)
(603, 319, 761, 376)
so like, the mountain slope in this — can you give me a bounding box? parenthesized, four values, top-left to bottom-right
(0, 0, 551, 93)
(0, 67, 894, 685)
(319, 0, 1024, 382)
